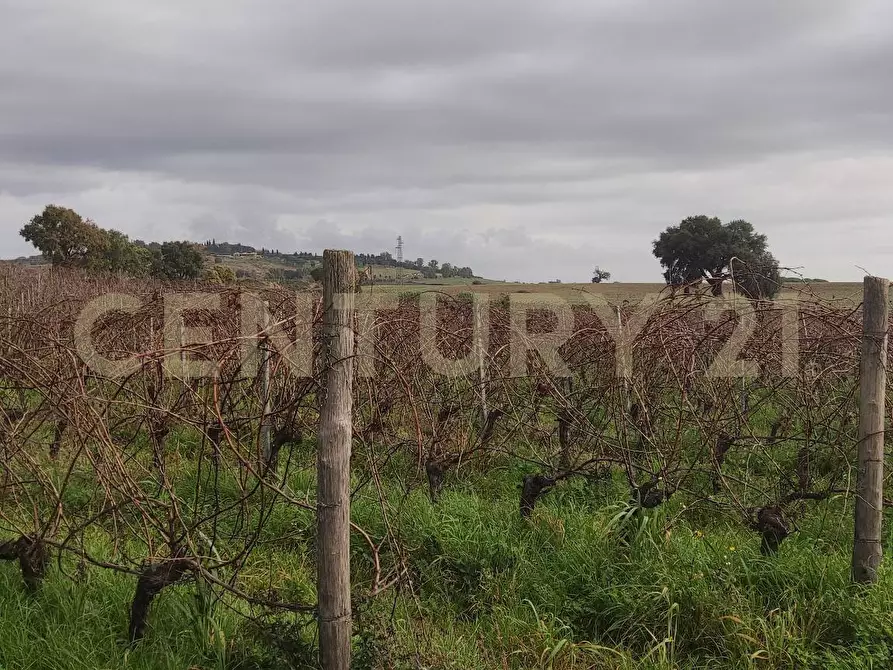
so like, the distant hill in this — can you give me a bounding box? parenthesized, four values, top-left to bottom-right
(5, 236, 483, 285)
(6, 254, 46, 266)
(197, 242, 482, 284)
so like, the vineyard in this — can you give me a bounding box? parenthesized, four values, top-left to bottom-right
(0, 260, 891, 670)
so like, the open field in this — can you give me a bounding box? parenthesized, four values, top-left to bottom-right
(0, 266, 890, 669)
(370, 281, 866, 305)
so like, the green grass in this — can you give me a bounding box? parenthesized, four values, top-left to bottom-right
(0, 565, 236, 670)
(1, 452, 891, 670)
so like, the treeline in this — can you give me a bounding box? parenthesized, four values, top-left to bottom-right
(18, 204, 478, 284)
(202, 240, 258, 255)
(20, 205, 205, 280)
(203, 241, 290, 257)
(203, 246, 477, 280)
(354, 252, 475, 279)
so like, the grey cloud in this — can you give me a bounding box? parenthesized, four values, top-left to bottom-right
(1, 0, 891, 281)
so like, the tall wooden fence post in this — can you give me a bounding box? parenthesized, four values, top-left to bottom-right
(853, 275, 889, 584)
(474, 298, 488, 426)
(260, 300, 272, 466)
(317, 250, 355, 668)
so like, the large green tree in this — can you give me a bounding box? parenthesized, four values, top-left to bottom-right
(20, 205, 210, 280)
(89, 229, 153, 276)
(152, 241, 205, 280)
(20, 205, 106, 268)
(652, 216, 781, 298)
(21, 205, 155, 276)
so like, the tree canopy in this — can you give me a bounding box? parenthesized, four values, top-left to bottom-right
(20, 205, 107, 268)
(151, 241, 205, 280)
(92, 229, 153, 276)
(652, 215, 781, 298)
(204, 264, 237, 284)
(591, 266, 611, 283)
(20, 205, 204, 280)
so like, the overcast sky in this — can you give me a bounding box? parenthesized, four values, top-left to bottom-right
(1, 1, 891, 282)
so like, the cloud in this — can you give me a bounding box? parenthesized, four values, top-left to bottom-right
(1, 0, 891, 281)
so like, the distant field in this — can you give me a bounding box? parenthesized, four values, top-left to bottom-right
(361, 264, 423, 281)
(366, 281, 866, 305)
(214, 254, 307, 277)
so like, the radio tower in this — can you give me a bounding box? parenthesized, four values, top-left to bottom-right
(395, 235, 404, 284)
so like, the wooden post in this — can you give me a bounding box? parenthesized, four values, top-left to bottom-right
(317, 250, 355, 668)
(260, 300, 272, 466)
(617, 305, 632, 408)
(853, 276, 889, 584)
(474, 298, 488, 426)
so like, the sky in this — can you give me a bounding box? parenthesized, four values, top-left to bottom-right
(1, 0, 891, 282)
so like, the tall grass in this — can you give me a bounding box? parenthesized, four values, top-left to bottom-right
(2, 458, 891, 670)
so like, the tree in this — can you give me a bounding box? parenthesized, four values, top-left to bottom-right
(730, 251, 781, 301)
(20, 205, 154, 276)
(152, 241, 205, 280)
(652, 216, 781, 298)
(591, 267, 611, 283)
(92, 229, 152, 276)
(20, 205, 106, 268)
(204, 264, 236, 284)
